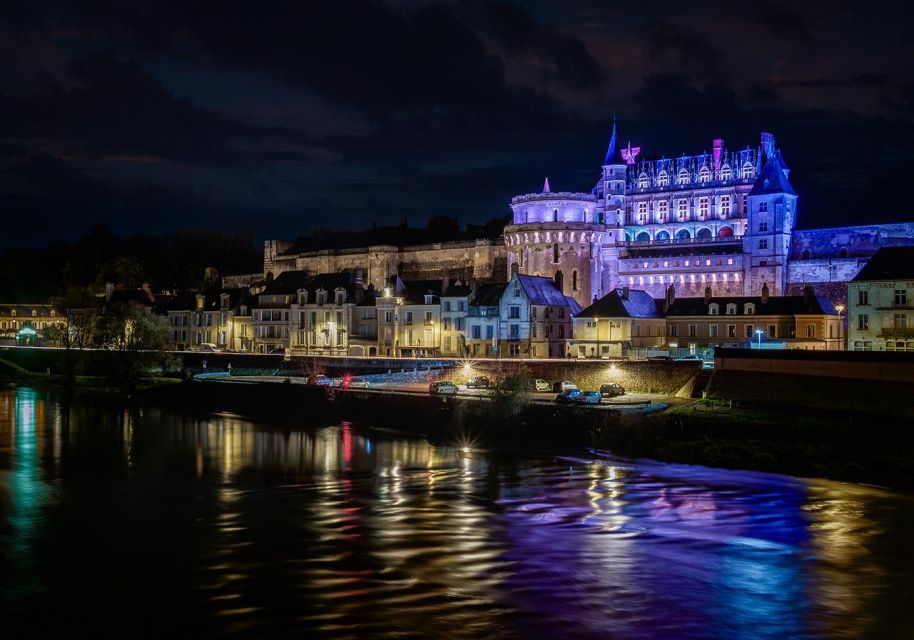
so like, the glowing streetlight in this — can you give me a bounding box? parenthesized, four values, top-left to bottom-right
(755, 328, 763, 349)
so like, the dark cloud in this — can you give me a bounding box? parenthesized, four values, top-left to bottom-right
(750, 0, 814, 42)
(643, 22, 727, 81)
(777, 73, 890, 88)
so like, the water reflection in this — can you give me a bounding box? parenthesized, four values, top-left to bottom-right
(0, 387, 913, 638)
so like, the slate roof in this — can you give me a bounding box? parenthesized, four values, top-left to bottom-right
(442, 283, 472, 297)
(515, 274, 571, 307)
(603, 118, 621, 165)
(851, 246, 914, 281)
(575, 288, 663, 319)
(400, 280, 443, 305)
(748, 153, 796, 196)
(565, 296, 583, 316)
(0, 304, 63, 318)
(261, 271, 358, 297)
(471, 282, 507, 307)
(666, 294, 836, 317)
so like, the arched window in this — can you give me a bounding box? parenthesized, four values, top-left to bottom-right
(744, 303, 755, 315)
(553, 243, 559, 264)
(726, 303, 737, 315)
(655, 230, 671, 241)
(675, 229, 691, 240)
(572, 270, 578, 292)
(638, 173, 649, 188)
(801, 249, 811, 260)
(839, 248, 848, 258)
(636, 231, 650, 242)
(657, 171, 669, 187)
(553, 208, 558, 222)
(698, 167, 710, 183)
(717, 226, 734, 238)
(709, 303, 720, 315)
(696, 228, 712, 240)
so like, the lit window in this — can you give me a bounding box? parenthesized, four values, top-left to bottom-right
(657, 172, 669, 187)
(720, 196, 731, 217)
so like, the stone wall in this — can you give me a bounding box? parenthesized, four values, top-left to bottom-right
(790, 223, 914, 259)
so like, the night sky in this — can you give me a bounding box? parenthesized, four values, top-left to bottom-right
(2, 0, 914, 249)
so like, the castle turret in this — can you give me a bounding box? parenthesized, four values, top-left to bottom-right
(744, 133, 797, 295)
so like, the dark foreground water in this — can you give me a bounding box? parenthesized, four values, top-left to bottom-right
(1, 387, 913, 639)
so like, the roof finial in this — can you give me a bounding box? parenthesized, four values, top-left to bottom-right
(543, 177, 551, 193)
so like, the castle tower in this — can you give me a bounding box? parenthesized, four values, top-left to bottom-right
(504, 177, 605, 309)
(744, 133, 797, 295)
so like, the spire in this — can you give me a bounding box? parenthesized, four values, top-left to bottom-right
(603, 114, 620, 165)
(542, 177, 551, 193)
(748, 151, 796, 196)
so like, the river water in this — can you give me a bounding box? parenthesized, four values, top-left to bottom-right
(0, 386, 912, 639)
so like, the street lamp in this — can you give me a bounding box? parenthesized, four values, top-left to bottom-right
(755, 328, 763, 349)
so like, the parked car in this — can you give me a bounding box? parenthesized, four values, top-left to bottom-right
(554, 389, 582, 404)
(429, 381, 459, 396)
(341, 375, 370, 389)
(552, 380, 579, 393)
(466, 376, 491, 389)
(599, 383, 626, 398)
(306, 375, 332, 386)
(647, 355, 673, 361)
(676, 354, 702, 362)
(193, 343, 222, 353)
(530, 378, 550, 392)
(573, 391, 603, 405)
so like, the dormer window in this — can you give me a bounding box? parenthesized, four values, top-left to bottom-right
(698, 167, 710, 183)
(638, 174, 649, 188)
(709, 303, 719, 315)
(514, 286, 521, 298)
(720, 165, 732, 180)
(335, 289, 346, 305)
(741, 164, 754, 179)
(726, 303, 737, 315)
(50, 310, 56, 317)
(31, 310, 37, 317)
(424, 294, 433, 305)
(316, 289, 327, 305)
(657, 171, 669, 187)
(297, 289, 308, 305)
(677, 169, 689, 185)
(744, 303, 755, 315)
(759, 201, 768, 213)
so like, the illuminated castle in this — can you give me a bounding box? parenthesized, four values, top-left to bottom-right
(505, 122, 914, 308)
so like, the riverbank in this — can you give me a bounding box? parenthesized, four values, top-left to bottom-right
(133, 377, 914, 489)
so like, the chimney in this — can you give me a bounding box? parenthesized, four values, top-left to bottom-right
(469, 278, 478, 300)
(622, 286, 630, 300)
(510, 261, 519, 276)
(442, 275, 450, 295)
(704, 285, 712, 304)
(761, 282, 770, 304)
(353, 269, 364, 289)
(553, 270, 564, 293)
(663, 283, 675, 313)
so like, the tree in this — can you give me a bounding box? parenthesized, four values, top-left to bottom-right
(93, 302, 175, 387)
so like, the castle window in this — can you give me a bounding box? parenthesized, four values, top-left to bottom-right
(657, 171, 669, 187)
(758, 201, 768, 213)
(741, 164, 754, 179)
(552, 243, 559, 264)
(801, 249, 811, 260)
(698, 167, 710, 183)
(698, 197, 709, 218)
(658, 200, 668, 220)
(759, 222, 768, 232)
(726, 303, 737, 315)
(742, 194, 748, 212)
(553, 208, 559, 222)
(677, 169, 689, 185)
(759, 239, 768, 249)
(572, 270, 579, 292)
(709, 304, 719, 315)
(677, 199, 688, 220)
(839, 248, 848, 258)
(720, 166, 732, 180)
(638, 174, 649, 188)
(720, 196, 731, 216)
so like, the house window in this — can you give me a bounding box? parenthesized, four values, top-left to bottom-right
(688, 324, 697, 337)
(857, 314, 869, 330)
(895, 289, 907, 306)
(895, 313, 908, 329)
(509, 306, 520, 319)
(444, 301, 451, 312)
(425, 311, 433, 323)
(709, 324, 718, 338)
(485, 326, 494, 339)
(510, 324, 519, 338)
(759, 201, 768, 213)
(726, 303, 736, 315)
(759, 222, 768, 232)
(806, 324, 816, 338)
(669, 324, 678, 337)
(405, 311, 413, 324)
(727, 324, 736, 338)
(744, 303, 755, 315)
(472, 325, 481, 339)
(709, 304, 719, 315)
(745, 325, 755, 338)
(759, 239, 768, 250)
(768, 324, 777, 337)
